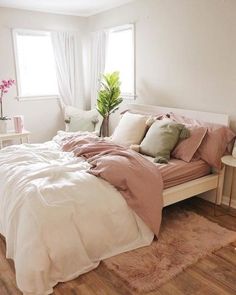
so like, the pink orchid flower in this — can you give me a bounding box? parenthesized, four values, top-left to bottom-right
(0, 78, 15, 119)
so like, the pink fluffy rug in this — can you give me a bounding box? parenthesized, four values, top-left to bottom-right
(102, 208, 236, 293)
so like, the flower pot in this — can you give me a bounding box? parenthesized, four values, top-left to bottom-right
(0, 120, 7, 134)
(100, 116, 109, 137)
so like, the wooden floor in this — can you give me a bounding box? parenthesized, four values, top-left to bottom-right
(0, 198, 236, 295)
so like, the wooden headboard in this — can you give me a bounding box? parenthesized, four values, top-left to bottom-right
(110, 103, 229, 134)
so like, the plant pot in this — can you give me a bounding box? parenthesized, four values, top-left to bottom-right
(100, 116, 109, 137)
(0, 120, 7, 134)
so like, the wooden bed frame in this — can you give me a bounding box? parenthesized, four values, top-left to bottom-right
(113, 103, 229, 207)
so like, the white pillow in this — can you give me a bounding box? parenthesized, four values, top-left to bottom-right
(64, 106, 103, 133)
(111, 112, 148, 146)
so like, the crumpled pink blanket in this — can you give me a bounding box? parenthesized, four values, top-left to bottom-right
(62, 134, 163, 236)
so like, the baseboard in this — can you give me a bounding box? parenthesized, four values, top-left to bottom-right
(199, 193, 236, 209)
(222, 195, 236, 209)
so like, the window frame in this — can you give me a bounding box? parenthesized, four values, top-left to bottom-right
(12, 28, 59, 101)
(106, 24, 136, 100)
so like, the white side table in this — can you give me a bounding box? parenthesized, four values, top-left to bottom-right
(218, 155, 236, 217)
(0, 130, 30, 149)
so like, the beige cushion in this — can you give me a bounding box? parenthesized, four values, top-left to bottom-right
(64, 106, 103, 133)
(140, 119, 187, 163)
(111, 112, 148, 146)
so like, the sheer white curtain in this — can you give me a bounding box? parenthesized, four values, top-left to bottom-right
(90, 30, 108, 108)
(51, 32, 84, 108)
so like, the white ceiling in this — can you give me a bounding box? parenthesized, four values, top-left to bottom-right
(0, 0, 135, 16)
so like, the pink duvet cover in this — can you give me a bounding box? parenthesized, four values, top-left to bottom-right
(62, 134, 164, 237)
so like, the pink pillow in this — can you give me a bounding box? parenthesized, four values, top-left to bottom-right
(198, 126, 235, 169)
(169, 112, 236, 169)
(172, 126, 207, 162)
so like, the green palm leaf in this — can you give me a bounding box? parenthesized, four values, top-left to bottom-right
(96, 71, 123, 118)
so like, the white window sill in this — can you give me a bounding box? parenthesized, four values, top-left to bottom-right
(122, 93, 137, 100)
(16, 95, 60, 102)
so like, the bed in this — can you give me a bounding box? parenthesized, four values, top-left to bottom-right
(113, 103, 230, 207)
(0, 104, 231, 295)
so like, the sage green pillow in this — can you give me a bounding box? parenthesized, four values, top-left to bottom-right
(140, 119, 189, 163)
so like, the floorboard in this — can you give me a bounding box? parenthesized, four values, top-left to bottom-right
(0, 198, 236, 295)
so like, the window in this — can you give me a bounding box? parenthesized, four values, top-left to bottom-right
(105, 24, 135, 99)
(13, 29, 58, 99)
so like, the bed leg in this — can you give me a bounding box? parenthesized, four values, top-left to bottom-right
(214, 168, 225, 217)
(215, 166, 225, 205)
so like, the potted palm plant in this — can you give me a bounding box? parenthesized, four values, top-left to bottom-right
(96, 72, 123, 137)
(0, 79, 15, 133)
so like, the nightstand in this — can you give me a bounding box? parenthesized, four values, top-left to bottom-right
(216, 155, 236, 217)
(0, 131, 30, 149)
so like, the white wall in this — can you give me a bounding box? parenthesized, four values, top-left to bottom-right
(88, 0, 236, 131)
(0, 7, 87, 142)
(5, 0, 236, 140)
(88, 0, 236, 204)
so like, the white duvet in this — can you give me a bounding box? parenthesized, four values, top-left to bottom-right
(0, 136, 153, 295)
